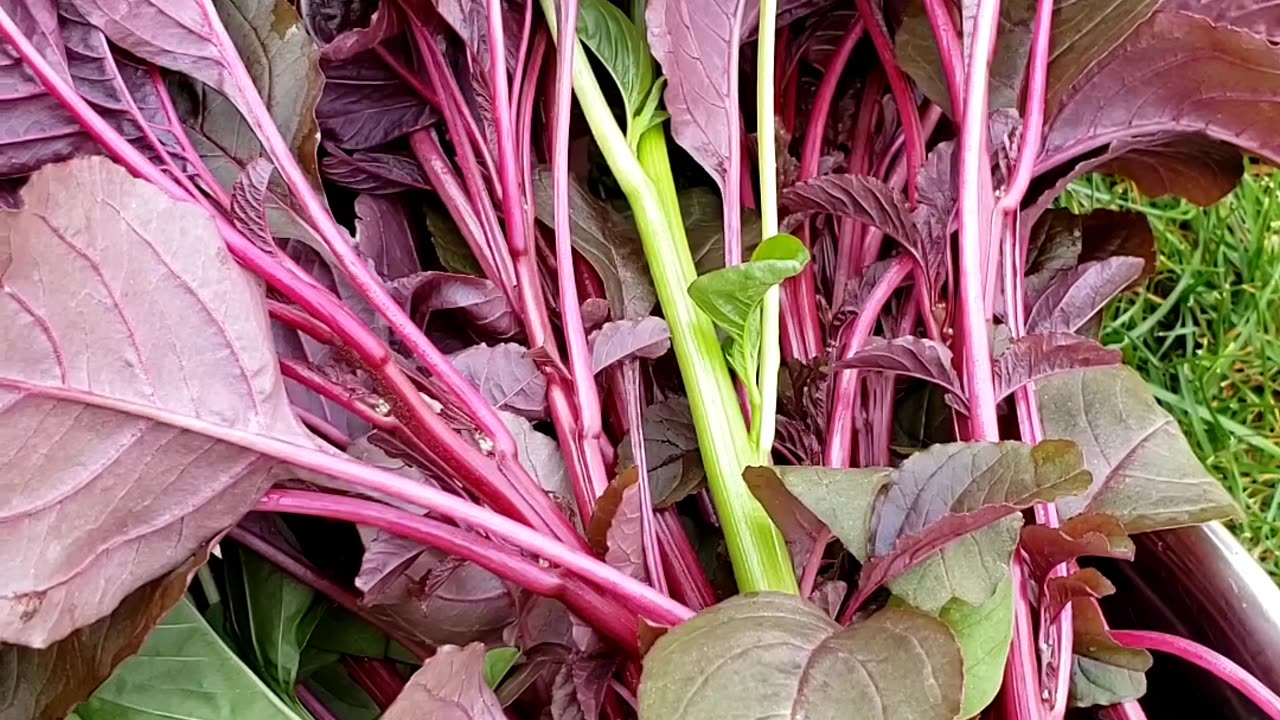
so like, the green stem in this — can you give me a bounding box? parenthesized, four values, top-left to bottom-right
(755, 0, 782, 461)
(545, 16, 795, 593)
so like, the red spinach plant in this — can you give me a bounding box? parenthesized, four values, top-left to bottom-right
(0, 0, 1278, 718)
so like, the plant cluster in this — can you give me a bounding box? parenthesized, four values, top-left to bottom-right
(0, 0, 1278, 719)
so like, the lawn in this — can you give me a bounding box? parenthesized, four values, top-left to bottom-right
(1061, 170, 1280, 583)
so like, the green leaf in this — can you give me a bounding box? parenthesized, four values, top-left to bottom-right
(688, 234, 809, 388)
(745, 465, 892, 562)
(73, 598, 306, 720)
(306, 605, 392, 659)
(689, 233, 809, 340)
(639, 594, 964, 720)
(303, 662, 381, 720)
(484, 647, 522, 689)
(939, 577, 1015, 719)
(1067, 598, 1152, 707)
(1038, 366, 1242, 533)
(222, 543, 325, 707)
(577, 0, 654, 119)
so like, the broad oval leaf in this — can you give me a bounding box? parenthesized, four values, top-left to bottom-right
(0, 158, 314, 647)
(640, 594, 963, 720)
(1043, 11, 1280, 184)
(382, 643, 506, 720)
(450, 344, 548, 420)
(577, 0, 654, 119)
(1044, 0, 1159, 114)
(870, 440, 1091, 612)
(616, 396, 706, 508)
(416, 273, 522, 341)
(317, 50, 435, 149)
(834, 336, 964, 399)
(72, 597, 305, 720)
(1037, 366, 1241, 532)
(745, 465, 891, 563)
(1068, 597, 1152, 708)
(321, 147, 431, 194)
(1163, 0, 1280, 40)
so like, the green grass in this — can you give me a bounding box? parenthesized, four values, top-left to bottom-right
(1060, 170, 1280, 583)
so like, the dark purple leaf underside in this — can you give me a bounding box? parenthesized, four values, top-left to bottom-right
(834, 336, 963, 398)
(317, 50, 435, 149)
(450, 343, 548, 420)
(354, 194, 419, 281)
(589, 317, 671, 374)
(993, 333, 1122, 400)
(321, 146, 430, 193)
(1025, 257, 1145, 335)
(230, 157, 276, 250)
(417, 274, 522, 341)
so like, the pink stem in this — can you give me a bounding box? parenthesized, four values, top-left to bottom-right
(1111, 630, 1280, 720)
(832, 71, 884, 306)
(550, 0, 611, 512)
(296, 685, 342, 720)
(260, 490, 646, 649)
(824, 256, 914, 468)
(657, 509, 716, 610)
(921, 0, 964, 109)
(851, 0, 925, 202)
(799, 529, 832, 597)
(268, 301, 340, 346)
(279, 358, 398, 431)
(148, 67, 231, 208)
(293, 407, 351, 449)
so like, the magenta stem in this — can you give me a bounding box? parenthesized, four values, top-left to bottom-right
(550, 0, 612, 513)
(623, 363, 668, 594)
(824, 256, 914, 468)
(920, 0, 964, 110)
(279, 358, 398, 431)
(1112, 630, 1280, 720)
(259, 490, 645, 649)
(851, 0, 925, 202)
(292, 407, 351, 449)
(832, 71, 885, 306)
(296, 684, 343, 720)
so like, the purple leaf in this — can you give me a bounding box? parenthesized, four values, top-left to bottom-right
(415, 274, 521, 341)
(640, 594, 964, 720)
(0, 158, 315, 646)
(833, 336, 964, 398)
(588, 317, 671, 374)
(1021, 513, 1134, 586)
(1043, 12, 1280, 185)
(321, 146, 430, 194)
(501, 411, 574, 521)
(354, 194, 419, 281)
(781, 173, 942, 289)
(0, 551, 204, 719)
(1026, 257, 1145, 335)
(450, 343, 548, 420)
(70, 0, 323, 178)
(993, 333, 1122, 401)
(646, 0, 746, 203)
(366, 550, 515, 648)
(1158, 0, 1280, 41)
(1043, 0, 1159, 114)
(382, 643, 506, 720)
(863, 440, 1091, 611)
(551, 655, 616, 720)
(317, 48, 435, 149)
(230, 157, 276, 251)
(0, 5, 180, 177)
(781, 173, 917, 245)
(1037, 366, 1242, 532)
(580, 298, 610, 332)
(1043, 567, 1115, 626)
(586, 470, 649, 583)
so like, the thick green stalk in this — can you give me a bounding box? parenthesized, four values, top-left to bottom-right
(548, 23, 796, 592)
(754, 0, 782, 460)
